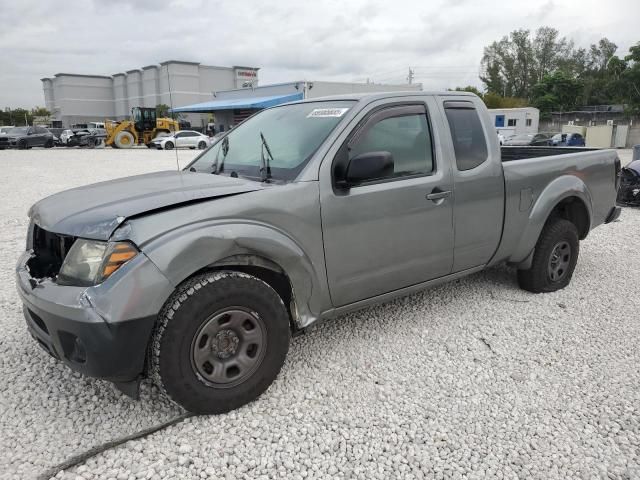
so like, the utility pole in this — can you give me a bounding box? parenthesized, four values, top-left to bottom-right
(407, 67, 414, 85)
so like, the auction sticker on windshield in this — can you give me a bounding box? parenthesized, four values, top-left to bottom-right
(307, 108, 350, 118)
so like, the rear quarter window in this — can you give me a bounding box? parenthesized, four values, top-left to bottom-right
(444, 102, 488, 171)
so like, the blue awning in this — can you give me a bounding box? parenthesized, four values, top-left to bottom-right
(170, 92, 304, 113)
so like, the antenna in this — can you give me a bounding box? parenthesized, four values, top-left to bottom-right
(166, 63, 180, 171)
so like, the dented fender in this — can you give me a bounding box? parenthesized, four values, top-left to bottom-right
(138, 221, 326, 329)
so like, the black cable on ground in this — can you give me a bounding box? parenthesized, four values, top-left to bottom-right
(37, 412, 195, 480)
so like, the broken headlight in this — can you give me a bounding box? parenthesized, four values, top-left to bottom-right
(57, 239, 138, 286)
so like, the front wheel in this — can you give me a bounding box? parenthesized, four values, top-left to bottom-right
(198, 141, 207, 149)
(150, 271, 290, 414)
(114, 131, 135, 149)
(44, 138, 54, 148)
(164, 141, 174, 150)
(517, 218, 579, 293)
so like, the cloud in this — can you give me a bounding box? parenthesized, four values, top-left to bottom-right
(0, 0, 637, 107)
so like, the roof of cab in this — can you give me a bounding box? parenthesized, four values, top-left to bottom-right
(298, 90, 478, 103)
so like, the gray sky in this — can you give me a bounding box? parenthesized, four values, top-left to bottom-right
(0, 0, 637, 108)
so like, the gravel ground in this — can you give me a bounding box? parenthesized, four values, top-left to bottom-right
(0, 148, 638, 480)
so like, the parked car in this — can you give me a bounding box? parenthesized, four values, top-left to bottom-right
(0, 126, 14, 150)
(502, 133, 551, 146)
(59, 129, 76, 145)
(549, 133, 586, 147)
(150, 130, 211, 150)
(0, 126, 54, 149)
(66, 128, 107, 148)
(16, 92, 621, 414)
(616, 159, 640, 207)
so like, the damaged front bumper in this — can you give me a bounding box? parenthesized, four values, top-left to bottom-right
(15, 250, 175, 397)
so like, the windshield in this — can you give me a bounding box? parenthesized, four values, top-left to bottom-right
(187, 100, 356, 181)
(9, 127, 29, 135)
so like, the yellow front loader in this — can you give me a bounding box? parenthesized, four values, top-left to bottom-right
(105, 107, 179, 148)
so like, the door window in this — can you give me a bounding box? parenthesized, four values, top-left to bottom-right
(444, 102, 488, 171)
(348, 107, 434, 179)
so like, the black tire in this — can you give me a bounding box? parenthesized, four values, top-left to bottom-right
(198, 141, 207, 150)
(18, 139, 28, 150)
(44, 138, 54, 148)
(150, 271, 290, 414)
(164, 141, 174, 150)
(517, 218, 579, 293)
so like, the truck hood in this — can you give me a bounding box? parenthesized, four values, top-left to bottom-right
(29, 171, 264, 240)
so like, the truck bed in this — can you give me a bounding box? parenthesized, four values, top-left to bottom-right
(501, 146, 598, 162)
(489, 147, 620, 267)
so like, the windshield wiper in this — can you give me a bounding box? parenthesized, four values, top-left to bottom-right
(259, 132, 274, 182)
(212, 136, 229, 174)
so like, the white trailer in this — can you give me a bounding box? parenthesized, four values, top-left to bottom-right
(489, 107, 540, 139)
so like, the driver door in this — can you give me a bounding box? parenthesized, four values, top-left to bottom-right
(26, 128, 36, 147)
(321, 103, 454, 307)
(174, 132, 186, 148)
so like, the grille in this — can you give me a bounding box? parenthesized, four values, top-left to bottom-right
(27, 224, 76, 279)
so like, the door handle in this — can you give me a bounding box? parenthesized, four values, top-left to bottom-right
(426, 189, 452, 201)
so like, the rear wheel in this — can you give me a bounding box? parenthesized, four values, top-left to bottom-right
(114, 131, 135, 149)
(150, 271, 290, 414)
(164, 141, 174, 150)
(517, 218, 579, 293)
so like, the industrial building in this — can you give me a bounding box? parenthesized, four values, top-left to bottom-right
(42, 61, 421, 131)
(171, 80, 423, 133)
(488, 107, 540, 137)
(41, 61, 260, 128)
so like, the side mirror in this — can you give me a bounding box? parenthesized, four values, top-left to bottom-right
(341, 151, 394, 187)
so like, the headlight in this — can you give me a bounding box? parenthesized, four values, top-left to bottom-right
(57, 239, 138, 286)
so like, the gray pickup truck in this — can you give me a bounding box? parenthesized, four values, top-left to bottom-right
(16, 92, 621, 414)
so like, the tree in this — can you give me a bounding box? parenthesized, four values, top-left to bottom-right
(479, 28, 640, 112)
(621, 42, 640, 113)
(531, 71, 583, 116)
(31, 107, 51, 117)
(449, 86, 483, 97)
(481, 27, 575, 100)
(482, 92, 528, 109)
(156, 104, 171, 118)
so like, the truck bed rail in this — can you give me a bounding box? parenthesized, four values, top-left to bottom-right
(501, 146, 598, 162)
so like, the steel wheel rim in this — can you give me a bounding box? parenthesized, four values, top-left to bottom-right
(190, 307, 267, 388)
(547, 241, 571, 282)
